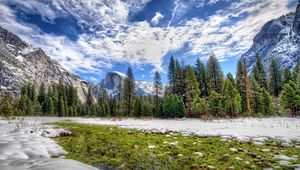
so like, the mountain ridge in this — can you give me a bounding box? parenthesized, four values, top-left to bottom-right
(242, 3, 300, 71)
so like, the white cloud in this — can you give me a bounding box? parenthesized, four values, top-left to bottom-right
(151, 12, 164, 25)
(0, 0, 297, 78)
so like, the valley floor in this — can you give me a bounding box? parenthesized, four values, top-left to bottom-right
(0, 117, 299, 169)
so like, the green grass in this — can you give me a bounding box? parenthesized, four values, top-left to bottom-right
(53, 122, 300, 170)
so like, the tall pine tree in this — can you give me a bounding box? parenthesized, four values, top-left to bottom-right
(122, 67, 135, 116)
(252, 53, 268, 89)
(185, 65, 200, 115)
(153, 71, 163, 117)
(206, 54, 224, 93)
(268, 59, 282, 96)
(194, 58, 208, 97)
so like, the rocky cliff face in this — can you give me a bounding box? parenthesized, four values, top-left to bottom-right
(100, 71, 160, 96)
(242, 3, 300, 71)
(0, 26, 90, 102)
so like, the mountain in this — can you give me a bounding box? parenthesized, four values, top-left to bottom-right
(0, 26, 90, 102)
(242, 3, 300, 71)
(100, 71, 160, 96)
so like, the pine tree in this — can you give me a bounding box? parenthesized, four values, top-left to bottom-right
(252, 53, 268, 89)
(249, 78, 263, 114)
(163, 94, 186, 118)
(122, 67, 135, 116)
(185, 65, 200, 115)
(208, 91, 223, 117)
(226, 73, 235, 86)
(153, 71, 163, 117)
(174, 59, 185, 97)
(280, 81, 300, 117)
(86, 86, 94, 107)
(206, 54, 224, 93)
(268, 59, 282, 96)
(191, 97, 208, 118)
(261, 88, 276, 116)
(235, 60, 247, 113)
(168, 56, 176, 93)
(57, 97, 65, 117)
(194, 58, 208, 96)
(0, 95, 13, 117)
(222, 80, 241, 117)
(38, 83, 46, 104)
(109, 96, 117, 116)
(283, 68, 293, 85)
(141, 99, 152, 117)
(46, 97, 55, 116)
(133, 97, 142, 117)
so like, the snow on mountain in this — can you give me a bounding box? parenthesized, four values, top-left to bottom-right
(100, 71, 162, 96)
(0, 26, 90, 102)
(242, 3, 300, 71)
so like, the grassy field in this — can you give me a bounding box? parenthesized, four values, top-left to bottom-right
(53, 122, 300, 170)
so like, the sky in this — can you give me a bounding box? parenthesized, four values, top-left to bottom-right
(0, 0, 298, 83)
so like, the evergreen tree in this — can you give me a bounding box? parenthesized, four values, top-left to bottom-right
(226, 73, 235, 86)
(194, 58, 208, 97)
(185, 65, 200, 115)
(153, 71, 163, 117)
(235, 60, 247, 113)
(261, 88, 276, 116)
(249, 78, 263, 114)
(46, 97, 55, 116)
(222, 80, 241, 117)
(122, 67, 135, 116)
(57, 97, 65, 117)
(86, 86, 94, 107)
(191, 97, 208, 118)
(174, 59, 185, 97)
(268, 59, 282, 96)
(208, 91, 223, 117)
(133, 97, 142, 117)
(163, 94, 186, 118)
(141, 99, 152, 117)
(38, 83, 46, 104)
(280, 81, 300, 117)
(206, 54, 224, 93)
(109, 96, 117, 116)
(283, 68, 293, 85)
(252, 53, 268, 89)
(0, 95, 13, 117)
(168, 56, 176, 93)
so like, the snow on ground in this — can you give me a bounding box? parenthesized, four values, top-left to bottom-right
(18, 116, 300, 143)
(0, 118, 98, 170)
(69, 117, 300, 143)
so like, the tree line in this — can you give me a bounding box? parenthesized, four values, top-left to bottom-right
(0, 54, 299, 118)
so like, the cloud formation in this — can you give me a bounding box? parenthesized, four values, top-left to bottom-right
(0, 0, 297, 80)
(151, 12, 164, 25)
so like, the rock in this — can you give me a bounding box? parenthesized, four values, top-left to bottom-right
(279, 160, 290, 167)
(0, 26, 90, 102)
(273, 155, 297, 161)
(148, 145, 156, 149)
(194, 152, 204, 157)
(229, 148, 238, 152)
(253, 141, 264, 146)
(234, 157, 243, 161)
(261, 149, 270, 152)
(241, 3, 300, 72)
(281, 143, 290, 147)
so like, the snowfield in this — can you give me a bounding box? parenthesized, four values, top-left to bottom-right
(0, 118, 97, 170)
(22, 117, 300, 143)
(0, 117, 299, 169)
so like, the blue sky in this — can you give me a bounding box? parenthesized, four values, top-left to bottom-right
(0, 0, 298, 83)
